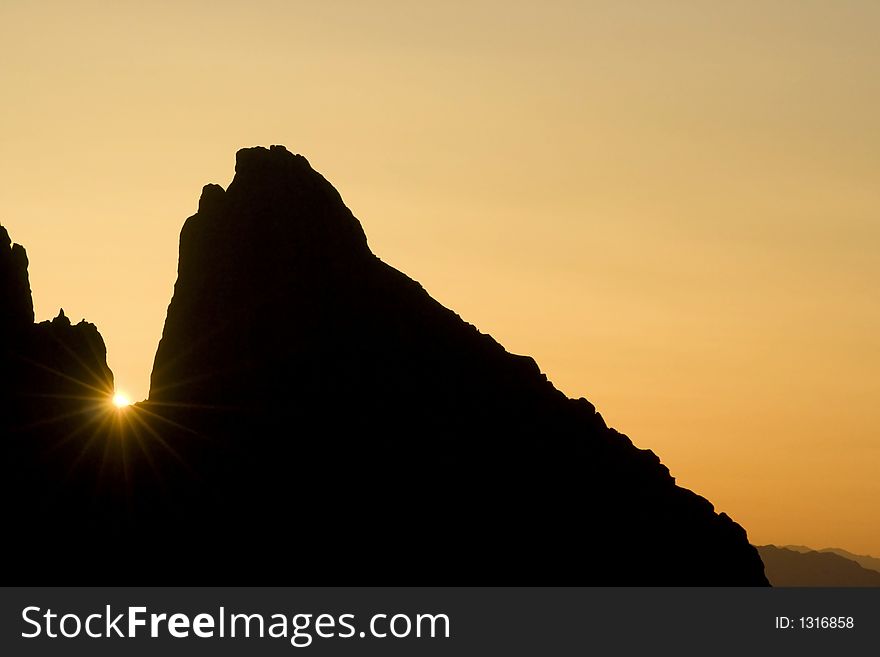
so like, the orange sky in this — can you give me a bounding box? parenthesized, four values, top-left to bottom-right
(1, 1, 878, 555)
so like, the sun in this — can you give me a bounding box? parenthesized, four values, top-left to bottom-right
(112, 392, 132, 409)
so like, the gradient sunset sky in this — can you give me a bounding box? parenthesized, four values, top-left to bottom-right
(2, 1, 878, 555)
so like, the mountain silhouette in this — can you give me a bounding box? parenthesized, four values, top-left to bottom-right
(757, 546, 880, 586)
(1, 147, 768, 584)
(1, 225, 118, 567)
(1, 225, 114, 447)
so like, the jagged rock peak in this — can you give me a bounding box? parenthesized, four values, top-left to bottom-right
(198, 183, 226, 214)
(234, 144, 310, 175)
(0, 223, 35, 329)
(227, 145, 353, 214)
(178, 145, 370, 269)
(53, 308, 71, 327)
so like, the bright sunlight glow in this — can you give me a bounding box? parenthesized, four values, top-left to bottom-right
(112, 392, 132, 409)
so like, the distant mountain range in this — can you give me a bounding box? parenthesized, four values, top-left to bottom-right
(780, 545, 880, 574)
(757, 545, 880, 586)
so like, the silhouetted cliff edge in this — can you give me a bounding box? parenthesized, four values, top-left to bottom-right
(1, 225, 116, 564)
(143, 145, 768, 584)
(1, 226, 114, 422)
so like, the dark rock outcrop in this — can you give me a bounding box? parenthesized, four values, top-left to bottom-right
(1, 225, 116, 568)
(0, 227, 114, 412)
(758, 546, 880, 586)
(141, 145, 768, 585)
(0, 225, 34, 336)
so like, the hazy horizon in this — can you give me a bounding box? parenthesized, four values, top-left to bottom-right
(2, 1, 878, 556)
